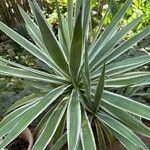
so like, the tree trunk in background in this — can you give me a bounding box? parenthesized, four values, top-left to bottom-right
(0, 0, 43, 27)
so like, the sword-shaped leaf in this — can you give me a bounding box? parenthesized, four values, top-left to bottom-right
(55, 0, 69, 59)
(33, 104, 57, 140)
(91, 55, 150, 80)
(110, 128, 138, 150)
(93, 64, 105, 111)
(109, 0, 118, 17)
(67, 0, 73, 39)
(18, 5, 48, 54)
(0, 85, 68, 149)
(0, 57, 68, 83)
(96, 113, 148, 150)
(0, 63, 64, 84)
(7, 92, 45, 113)
(103, 26, 150, 65)
(83, 0, 91, 39)
(94, 120, 106, 150)
(69, 8, 83, 86)
(80, 110, 96, 150)
(67, 90, 81, 150)
(75, 137, 83, 150)
(103, 91, 150, 120)
(32, 0, 70, 77)
(89, 0, 132, 63)
(0, 21, 64, 76)
(102, 102, 150, 137)
(0, 103, 36, 137)
(90, 17, 141, 71)
(105, 73, 150, 87)
(32, 100, 67, 150)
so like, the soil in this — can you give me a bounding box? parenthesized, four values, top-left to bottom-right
(6, 138, 29, 150)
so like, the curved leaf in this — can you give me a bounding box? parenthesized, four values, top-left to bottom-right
(102, 101, 150, 137)
(7, 92, 45, 113)
(89, 0, 132, 63)
(96, 113, 148, 150)
(32, 0, 70, 77)
(0, 21, 64, 76)
(110, 128, 138, 150)
(32, 100, 67, 150)
(90, 16, 141, 71)
(103, 91, 150, 120)
(0, 85, 68, 149)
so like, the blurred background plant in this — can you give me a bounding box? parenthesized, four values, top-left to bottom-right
(91, 0, 150, 38)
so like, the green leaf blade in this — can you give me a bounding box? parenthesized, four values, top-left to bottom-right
(55, 0, 69, 59)
(93, 64, 105, 111)
(51, 133, 67, 150)
(0, 21, 65, 76)
(90, 16, 141, 71)
(89, 0, 132, 64)
(102, 102, 150, 138)
(103, 91, 150, 120)
(67, 90, 81, 150)
(96, 113, 149, 150)
(94, 121, 106, 150)
(110, 129, 138, 150)
(7, 92, 45, 113)
(18, 5, 48, 54)
(32, 100, 67, 150)
(80, 110, 96, 150)
(0, 85, 68, 149)
(67, 0, 73, 39)
(69, 8, 83, 86)
(105, 26, 150, 65)
(32, 0, 70, 77)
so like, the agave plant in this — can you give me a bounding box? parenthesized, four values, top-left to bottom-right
(0, 0, 150, 149)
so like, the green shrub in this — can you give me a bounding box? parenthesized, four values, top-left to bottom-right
(90, 0, 150, 38)
(0, 0, 150, 149)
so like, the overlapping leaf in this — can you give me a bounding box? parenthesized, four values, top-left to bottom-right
(67, 90, 81, 150)
(96, 113, 149, 150)
(31, 0, 70, 77)
(0, 86, 68, 149)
